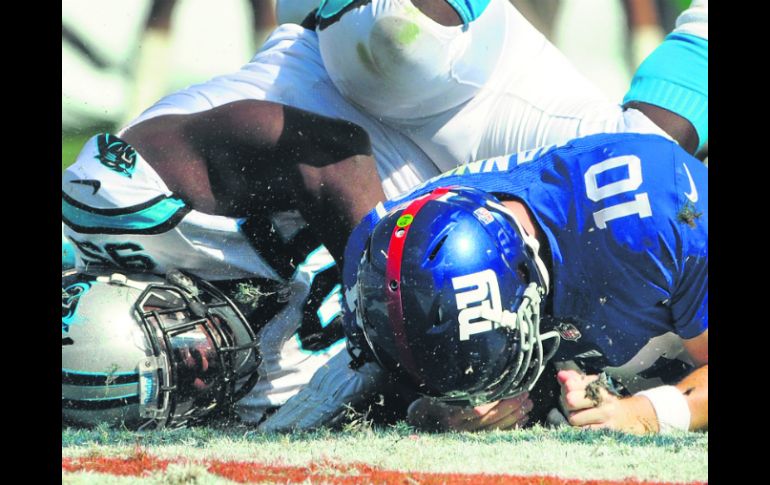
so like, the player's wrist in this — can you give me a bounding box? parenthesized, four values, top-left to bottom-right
(635, 385, 691, 433)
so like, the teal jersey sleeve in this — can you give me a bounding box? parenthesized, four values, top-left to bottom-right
(317, 0, 355, 20)
(624, 33, 708, 148)
(445, 0, 492, 24)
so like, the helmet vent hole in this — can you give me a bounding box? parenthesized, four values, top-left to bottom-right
(389, 280, 399, 291)
(428, 235, 449, 261)
(436, 306, 444, 325)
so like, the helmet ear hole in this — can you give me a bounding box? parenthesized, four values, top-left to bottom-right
(517, 263, 530, 282)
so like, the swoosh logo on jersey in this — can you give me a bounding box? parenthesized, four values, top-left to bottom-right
(70, 179, 101, 195)
(683, 164, 698, 203)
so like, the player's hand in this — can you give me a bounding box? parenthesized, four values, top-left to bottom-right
(557, 370, 657, 434)
(406, 392, 533, 432)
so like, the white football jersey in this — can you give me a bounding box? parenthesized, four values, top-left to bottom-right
(317, 0, 667, 168)
(128, 19, 664, 192)
(125, 24, 440, 200)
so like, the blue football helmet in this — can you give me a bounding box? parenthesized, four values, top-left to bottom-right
(350, 186, 561, 406)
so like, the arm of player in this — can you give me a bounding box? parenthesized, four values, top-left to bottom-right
(209, 101, 387, 265)
(258, 350, 386, 432)
(405, 393, 534, 432)
(122, 100, 387, 266)
(559, 330, 708, 434)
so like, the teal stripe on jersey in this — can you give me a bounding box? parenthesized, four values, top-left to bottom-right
(62, 233, 76, 270)
(61, 368, 138, 377)
(624, 33, 708, 147)
(445, 0, 492, 24)
(316, 284, 343, 328)
(62, 196, 187, 232)
(317, 0, 356, 19)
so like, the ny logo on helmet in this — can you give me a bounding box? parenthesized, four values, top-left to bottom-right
(453, 269, 502, 341)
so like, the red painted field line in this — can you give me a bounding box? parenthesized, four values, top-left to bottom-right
(62, 456, 705, 485)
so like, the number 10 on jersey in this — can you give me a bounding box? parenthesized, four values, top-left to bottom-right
(584, 155, 652, 229)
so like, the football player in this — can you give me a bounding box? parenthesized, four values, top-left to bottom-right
(62, 99, 388, 426)
(123, 0, 706, 177)
(338, 129, 707, 435)
(63, 1, 706, 428)
(62, 12, 450, 424)
(316, 0, 707, 162)
(62, 269, 263, 429)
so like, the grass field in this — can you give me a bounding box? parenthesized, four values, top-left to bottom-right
(62, 424, 707, 484)
(62, 134, 92, 171)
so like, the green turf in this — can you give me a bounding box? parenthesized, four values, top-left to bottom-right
(62, 135, 92, 172)
(62, 424, 708, 483)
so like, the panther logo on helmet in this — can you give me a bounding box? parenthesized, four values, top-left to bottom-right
(62, 282, 92, 334)
(95, 133, 138, 178)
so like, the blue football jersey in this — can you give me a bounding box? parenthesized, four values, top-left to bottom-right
(344, 132, 707, 388)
